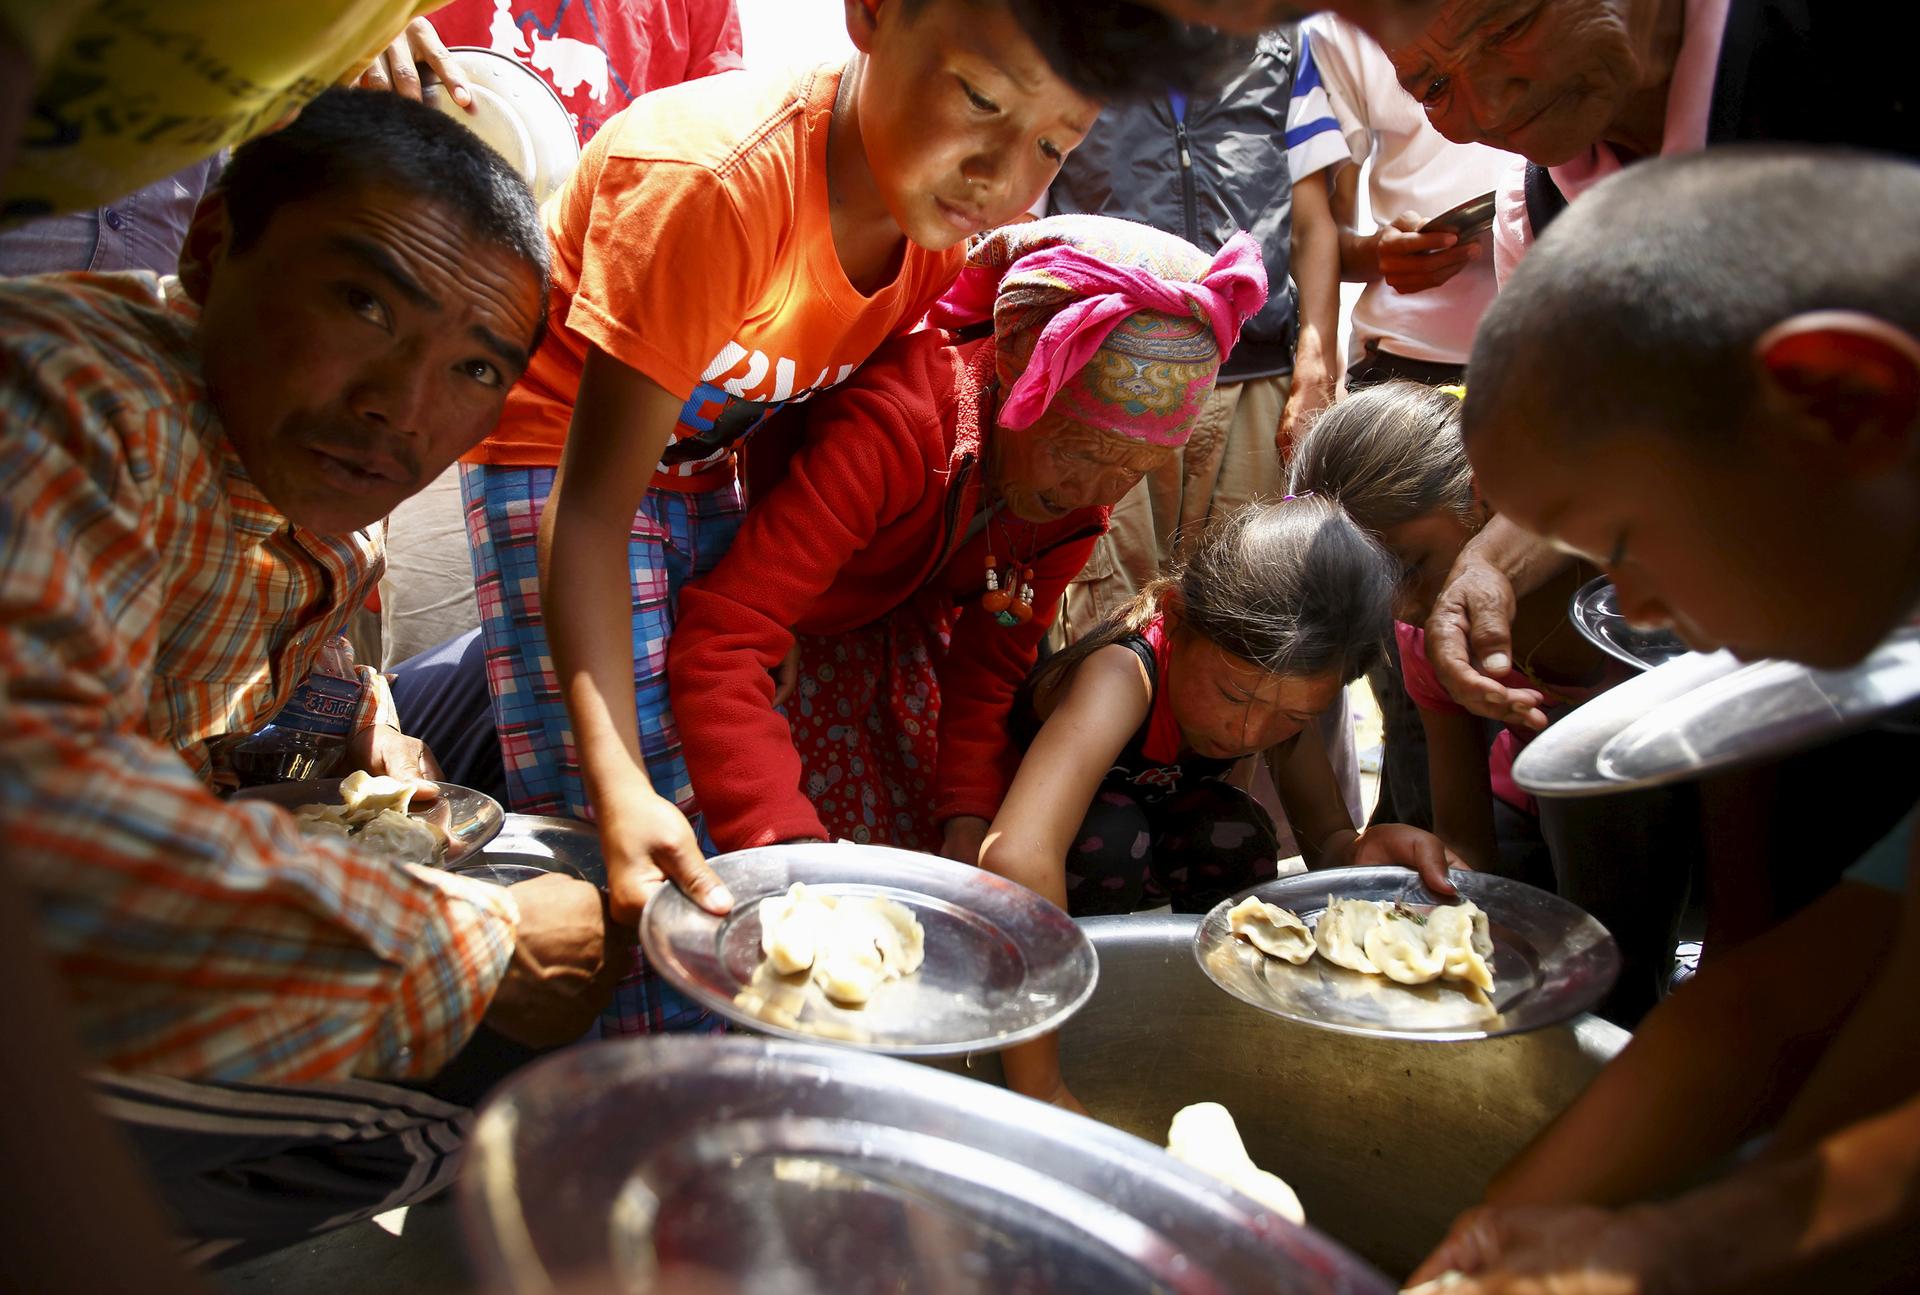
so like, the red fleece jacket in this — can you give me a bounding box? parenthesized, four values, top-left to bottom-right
(670, 331, 1109, 851)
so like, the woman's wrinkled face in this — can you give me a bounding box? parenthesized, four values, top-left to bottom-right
(1379, 507, 1482, 625)
(1386, 0, 1647, 165)
(990, 413, 1171, 522)
(1166, 628, 1344, 760)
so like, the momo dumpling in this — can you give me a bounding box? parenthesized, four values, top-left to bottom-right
(292, 803, 353, 839)
(352, 807, 440, 865)
(1166, 1102, 1305, 1225)
(754, 884, 926, 1006)
(1228, 897, 1315, 964)
(835, 895, 926, 978)
(759, 883, 830, 974)
(337, 769, 417, 822)
(1425, 902, 1496, 992)
(1363, 904, 1447, 986)
(1315, 897, 1385, 975)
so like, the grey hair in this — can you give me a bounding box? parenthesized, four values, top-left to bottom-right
(1288, 381, 1475, 533)
(1466, 145, 1920, 449)
(1031, 496, 1396, 698)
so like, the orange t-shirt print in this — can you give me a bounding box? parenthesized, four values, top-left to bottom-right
(465, 62, 963, 489)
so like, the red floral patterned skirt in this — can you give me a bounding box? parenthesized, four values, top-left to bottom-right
(787, 608, 952, 852)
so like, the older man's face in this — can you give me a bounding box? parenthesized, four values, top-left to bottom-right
(1142, 0, 1441, 45)
(1386, 0, 1647, 165)
(190, 185, 544, 535)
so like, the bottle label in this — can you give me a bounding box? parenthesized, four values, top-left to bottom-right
(271, 672, 361, 737)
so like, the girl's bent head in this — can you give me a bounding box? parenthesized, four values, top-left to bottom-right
(1289, 381, 1485, 623)
(1036, 497, 1396, 759)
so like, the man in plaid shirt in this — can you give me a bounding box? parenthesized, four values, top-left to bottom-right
(0, 89, 626, 1261)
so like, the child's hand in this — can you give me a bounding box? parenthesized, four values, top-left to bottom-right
(1351, 824, 1465, 897)
(939, 815, 990, 866)
(599, 792, 731, 926)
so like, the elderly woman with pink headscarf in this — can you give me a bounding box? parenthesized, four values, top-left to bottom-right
(669, 214, 1265, 863)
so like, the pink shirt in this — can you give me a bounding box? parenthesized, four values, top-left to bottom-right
(1397, 620, 1538, 814)
(1493, 0, 1733, 283)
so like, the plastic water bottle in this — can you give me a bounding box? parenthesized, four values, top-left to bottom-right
(226, 636, 365, 786)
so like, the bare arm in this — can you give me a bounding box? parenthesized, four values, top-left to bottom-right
(1422, 707, 1499, 873)
(1329, 161, 1376, 283)
(982, 648, 1149, 1109)
(1481, 882, 1898, 1211)
(1281, 169, 1343, 454)
(1268, 724, 1459, 893)
(980, 647, 1151, 911)
(1411, 1088, 1920, 1295)
(542, 347, 728, 924)
(1769, 833, 1920, 1155)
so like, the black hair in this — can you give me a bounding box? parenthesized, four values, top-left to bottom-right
(1289, 381, 1475, 534)
(901, 0, 1253, 100)
(216, 87, 551, 346)
(1466, 146, 1920, 450)
(1030, 497, 1396, 703)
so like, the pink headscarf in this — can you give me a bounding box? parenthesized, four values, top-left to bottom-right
(930, 214, 1270, 441)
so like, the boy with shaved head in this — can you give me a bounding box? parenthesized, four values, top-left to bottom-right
(1412, 147, 1920, 1294)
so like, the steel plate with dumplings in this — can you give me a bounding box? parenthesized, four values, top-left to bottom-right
(641, 842, 1096, 1056)
(1195, 869, 1619, 1041)
(233, 777, 503, 865)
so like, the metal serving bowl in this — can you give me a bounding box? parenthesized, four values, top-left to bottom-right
(930, 912, 1629, 1279)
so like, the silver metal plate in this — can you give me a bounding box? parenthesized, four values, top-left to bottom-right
(233, 777, 504, 865)
(426, 48, 580, 203)
(477, 813, 605, 886)
(641, 841, 1096, 1056)
(1569, 575, 1689, 672)
(1194, 869, 1619, 1041)
(460, 1036, 1396, 1295)
(1516, 626, 1920, 796)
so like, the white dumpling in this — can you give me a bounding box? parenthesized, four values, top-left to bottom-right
(1363, 905, 1446, 986)
(1166, 1102, 1305, 1225)
(352, 808, 440, 865)
(753, 885, 926, 1005)
(759, 883, 830, 975)
(863, 897, 926, 976)
(1315, 897, 1384, 975)
(337, 769, 416, 822)
(1228, 897, 1315, 964)
(293, 803, 353, 839)
(1425, 902, 1496, 992)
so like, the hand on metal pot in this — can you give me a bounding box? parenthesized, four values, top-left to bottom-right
(1404, 1202, 1672, 1295)
(483, 874, 632, 1049)
(1349, 824, 1464, 897)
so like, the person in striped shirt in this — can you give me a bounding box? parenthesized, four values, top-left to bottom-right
(0, 88, 625, 1261)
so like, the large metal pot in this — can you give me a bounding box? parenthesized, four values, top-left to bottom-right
(931, 913, 1628, 1280)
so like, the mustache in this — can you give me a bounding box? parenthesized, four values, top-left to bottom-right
(289, 416, 421, 485)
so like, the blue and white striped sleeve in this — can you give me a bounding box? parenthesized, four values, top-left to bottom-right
(1285, 32, 1351, 184)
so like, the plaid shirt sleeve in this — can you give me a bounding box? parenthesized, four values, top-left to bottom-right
(0, 292, 519, 1085)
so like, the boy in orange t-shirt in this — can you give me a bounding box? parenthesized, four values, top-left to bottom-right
(457, 0, 1243, 1029)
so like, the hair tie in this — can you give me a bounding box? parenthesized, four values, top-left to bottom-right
(1283, 490, 1315, 503)
(1438, 384, 1467, 401)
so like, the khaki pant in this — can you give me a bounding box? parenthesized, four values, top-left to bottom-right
(1048, 374, 1364, 851)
